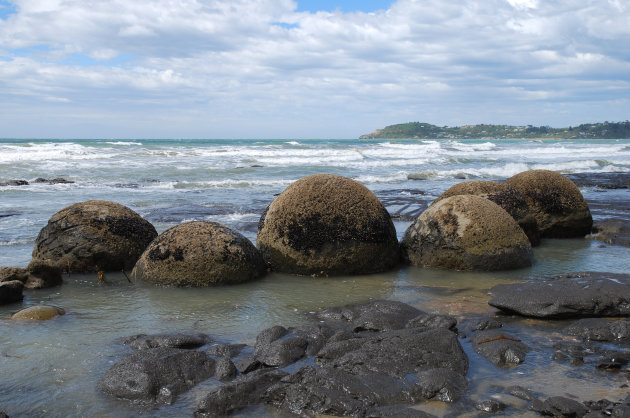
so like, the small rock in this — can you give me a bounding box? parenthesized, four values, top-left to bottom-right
(11, 305, 65, 320)
(215, 357, 237, 381)
(474, 318, 503, 331)
(234, 357, 262, 374)
(507, 385, 536, 401)
(0, 280, 24, 305)
(475, 399, 506, 413)
(471, 330, 530, 367)
(416, 368, 468, 403)
(195, 369, 287, 417)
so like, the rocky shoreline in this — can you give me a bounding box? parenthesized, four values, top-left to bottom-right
(2, 170, 630, 416)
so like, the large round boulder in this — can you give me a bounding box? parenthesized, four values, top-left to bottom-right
(257, 174, 399, 276)
(132, 221, 266, 287)
(506, 170, 592, 238)
(402, 195, 533, 271)
(31, 200, 158, 273)
(433, 180, 540, 246)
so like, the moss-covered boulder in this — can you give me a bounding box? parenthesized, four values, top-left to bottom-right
(132, 221, 266, 287)
(402, 195, 532, 271)
(506, 170, 592, 238)
(434, 180, 540, 246)
(31, 200, 157, 273)
(256, 174, 399, 276)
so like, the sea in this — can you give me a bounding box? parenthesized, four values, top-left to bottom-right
(1, 137, 630, 416)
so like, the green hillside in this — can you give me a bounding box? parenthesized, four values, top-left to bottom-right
(359, 121, 630, 139)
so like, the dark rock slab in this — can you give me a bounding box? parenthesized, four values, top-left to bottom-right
(98, 347, 215, 403)
(531, 396, 588, 417)
(566, 318, 630, 343)
(0, 280, 24, 305)
(317, 299, 441, 332)
(588, 218, 630, 247)
(195, 369, 287, 417)
(567, 172, 630, 190)
(123, 332, 211, 350)
(471, 330, 530, 367)
(416, 368, 468, 402)
(0, 180, 28, 186)
(488, 272, 630, 318)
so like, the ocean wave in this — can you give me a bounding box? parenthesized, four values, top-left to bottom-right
(105, 141, 143, 146)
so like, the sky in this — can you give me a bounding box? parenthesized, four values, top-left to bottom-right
(0, 0, 629, 139)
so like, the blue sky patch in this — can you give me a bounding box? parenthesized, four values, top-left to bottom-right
(272, 22, 300, 29)
(62, 53, 137, 67)
(0, 0, 17, 20)
(296, 0, 393, 13)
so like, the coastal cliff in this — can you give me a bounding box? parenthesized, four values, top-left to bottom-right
(359, 121, 630, 139)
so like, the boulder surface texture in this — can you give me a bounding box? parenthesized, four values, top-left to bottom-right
(133, 221, 266, 286)
(31, 200, 157, 273)
(257, 174, 399, 275)
(402, 195, 533, 271)
(488, 272, 630, 318)
(434, 180, 540, 246)
(506, 169, 592, 238)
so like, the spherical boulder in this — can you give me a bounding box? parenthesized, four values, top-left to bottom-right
(132, 221, 266, 287)
(433, 180, 540, 246)
(256, 174, 399, 276)
(31, 200, 158, 273)
(506, 170, 592, 238)
(11, 305, 66, 320)
(402, 195, 533, 271)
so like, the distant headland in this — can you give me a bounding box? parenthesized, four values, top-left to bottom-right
(359, 121, 630, 139)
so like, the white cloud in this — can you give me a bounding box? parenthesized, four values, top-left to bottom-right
(0, 0, 629, 138)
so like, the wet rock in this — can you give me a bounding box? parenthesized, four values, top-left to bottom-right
(33, 177, 74, 185)
(132, 221, 266, 286)
(0, 263, 62, 289)
(0, 280, 23, 305)
(406, 313, 458, 332)
(507, 385, 536, 401)
(0, 180, 29, 186)
(588, 218, 630, 247)
(506, 169, 593, 238)
(206, 343, 247, 358)
(195, 369, 287, 417)
(31, 200, 158, 273)
(215, 357, 237, 381)
(254, 325, 309, 367)
(257, 174, 400, 276)
(488, 272, 630, 318)
(475, 399, 506, 413)
(567, 172, 630, 190)
(11, 305, 65, 320)
(471, 330, 530, 367)
(234, 357, 262, 374)
(98, 347, 215, 403)
(433, 180, 541, 246)
(0, 267, 28, 283)
(566, 318, 630, 343)
(23, 261, 62, 289)
(416, 368, 468, 402)
(0, 411, 8, 418)
(531, 396, 588, 417)
(474, 318, 503, 331)
(402, 195, 532, 271)
(123, 332, 211, 350)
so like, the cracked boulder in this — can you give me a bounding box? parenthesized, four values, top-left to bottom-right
(31, 200, 157, 273)
(433, 180, 540, 246)
(402, 195, 533, 271)
(132, 221, 266, 286)
(256, 174, 399, 276)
